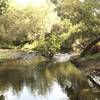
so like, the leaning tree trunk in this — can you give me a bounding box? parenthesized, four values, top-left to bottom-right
(81, 37, 100, 57)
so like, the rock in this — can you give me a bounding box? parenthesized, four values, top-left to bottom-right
(53, 53, 72, 62)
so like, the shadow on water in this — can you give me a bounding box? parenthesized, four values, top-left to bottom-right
(0, 55, 100, 100)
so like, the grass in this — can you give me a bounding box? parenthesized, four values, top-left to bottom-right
(0, 51, 11, 60)
(0, 43, 16, 49)
(85, 52, 100, 61)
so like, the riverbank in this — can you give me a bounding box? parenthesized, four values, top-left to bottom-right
(0, 49, 100, 77)
(70, 53, 100, 87)
(0, 49, 35, 60)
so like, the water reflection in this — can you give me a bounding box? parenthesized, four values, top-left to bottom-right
(4, 82, 68, 100)
(0, 55, 100, 100)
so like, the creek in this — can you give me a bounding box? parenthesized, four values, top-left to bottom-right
(0, 54, 100, 100)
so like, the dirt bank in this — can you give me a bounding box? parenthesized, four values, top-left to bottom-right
(70, 55, 100, 87)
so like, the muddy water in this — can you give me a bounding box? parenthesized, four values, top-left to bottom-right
(0, 55, 100, 100)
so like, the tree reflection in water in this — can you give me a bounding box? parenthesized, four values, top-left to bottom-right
(0, 95, 5, 100)
(0, 56, 100, 100)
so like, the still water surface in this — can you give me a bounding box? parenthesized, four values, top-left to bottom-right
(0, 55, 100, 100)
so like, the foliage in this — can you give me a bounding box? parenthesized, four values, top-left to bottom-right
(0, 0, 100, 57)
(0, 0, 8, 14)
(34, 20, 72, 57)
(0, 0, 57, 49)
(53, 0, 100, 52)
(34, 31, 62, 57)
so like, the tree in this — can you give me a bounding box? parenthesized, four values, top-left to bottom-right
(52, 0, 100, 52)
(81, 36, 100, 57)
(0, 0, 58, 48)
(34, 19, 72, 57)
(0, 0, 8, 14)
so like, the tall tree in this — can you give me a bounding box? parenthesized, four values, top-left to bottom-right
(0, 0, 58, 47)
(52, 0, 100, 52)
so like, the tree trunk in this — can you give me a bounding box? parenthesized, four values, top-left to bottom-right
(81, 37, 100, 57)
